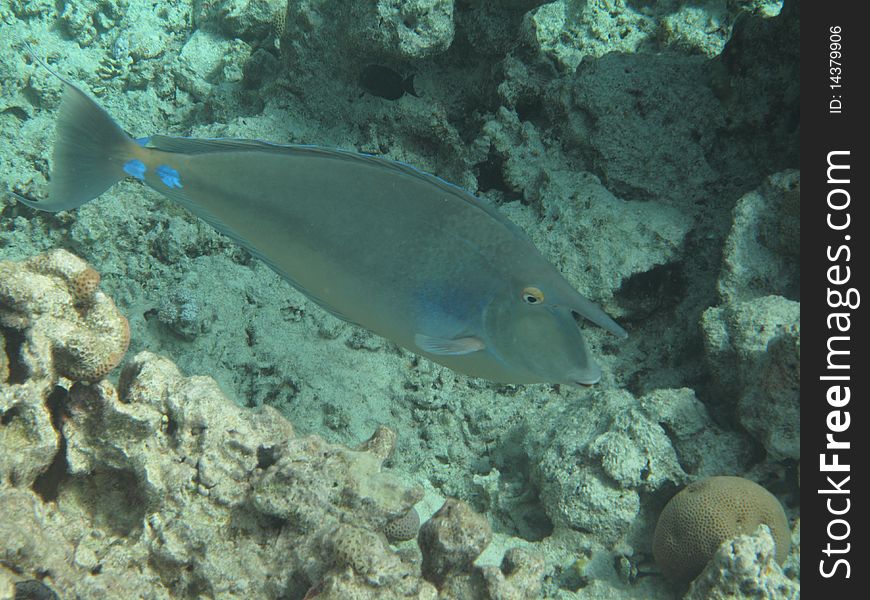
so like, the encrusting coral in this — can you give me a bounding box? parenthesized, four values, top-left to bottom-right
(0, 249, 129, 382)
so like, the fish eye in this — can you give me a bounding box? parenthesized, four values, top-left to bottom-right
(521, 286, 544, 305)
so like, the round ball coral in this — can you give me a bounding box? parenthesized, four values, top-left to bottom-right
(652, 475, 790, 583)
(384, 507, 420, 542)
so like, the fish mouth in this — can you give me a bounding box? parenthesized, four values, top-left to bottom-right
(569, 361, 601, 386)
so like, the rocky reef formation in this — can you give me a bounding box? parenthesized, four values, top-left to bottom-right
(0, 251, 546, 599)
(701, 171, 800, 462)
(684, 525, 799, 600)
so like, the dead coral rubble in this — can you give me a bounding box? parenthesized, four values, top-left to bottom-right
(1, 344, 433, 598)
(684, 525, 799, 600)
(418, 498, 545, 600)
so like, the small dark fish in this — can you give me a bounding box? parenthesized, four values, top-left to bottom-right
(359, 64, 418, 100)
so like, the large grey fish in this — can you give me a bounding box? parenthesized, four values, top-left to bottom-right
(13, 55, 626, 385)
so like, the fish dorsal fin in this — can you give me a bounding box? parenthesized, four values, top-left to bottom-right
(146, 135, 530, 242)
(146, 135, 294, 154)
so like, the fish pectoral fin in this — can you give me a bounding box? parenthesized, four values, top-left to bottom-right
(414, 333, 485, 356)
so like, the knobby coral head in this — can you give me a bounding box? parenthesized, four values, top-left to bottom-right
(0, 249, 129, 383)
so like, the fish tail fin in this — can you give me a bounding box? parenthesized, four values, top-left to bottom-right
(15, 49, 136, 212)
(403, 73, 419, 98)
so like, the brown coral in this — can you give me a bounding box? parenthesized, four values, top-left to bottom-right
(384, 506, 420, 542)
(71, 266, 101, 304)
(357, 424, 398, 462)
(0, 249, 129, 382)
(652, 475, 791, 583)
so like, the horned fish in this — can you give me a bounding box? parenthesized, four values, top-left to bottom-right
(12, 53, 626, 385)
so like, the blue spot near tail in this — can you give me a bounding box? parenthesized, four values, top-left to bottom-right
(135, 136, 151, 147)
(156, 164, 183, 189)
(123, 159, 146, 181)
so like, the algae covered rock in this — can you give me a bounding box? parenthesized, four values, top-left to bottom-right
(684, 525, 799, 600)
(701, 171, 801, 462)
(524, 0, 783, 71)
(702, 292, 800, 461)
(197, 0, 288, 41)
(352, 0, 455, 59)
(0, 331, 7, 383)
(0, 373, 58, 489)
(525, 388, 685, 543)
(419, 498, 492, 587)
(479, 546, 546, 600)
(717, 171, 800, 304)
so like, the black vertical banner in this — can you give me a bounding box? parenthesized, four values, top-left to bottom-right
(803, 0, 867, 595)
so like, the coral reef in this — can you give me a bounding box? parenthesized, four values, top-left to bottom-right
(478, 547, 546, 600)
(638, 388, 752, 478)
(480, 105, 694, 297)
(0, 331, 7, 382)
(1, 0, 800, 596)
(554, 52, 722, 207)
(0, 250, 130, 382)
(524, 389, 686, 543)
(0, 257, 548, 599)
(200, 0, 454, 60)
(716, 171, 800, 304)
(351, 0, 456, 60)
(420, 498, 493, 587)
(157, 282, 215, 340)
(525, 0, 783, 71)
(202, 0, 288, 42)
(653, 476, 791, 583)
(702, 295, 800, 460)
(418, 498, 545, 599)
(1, 333, 439, 597)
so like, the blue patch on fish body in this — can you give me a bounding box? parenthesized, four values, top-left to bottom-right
(413, 282, 491, 340)
(123, 159, 146, 181)
(135, 136, 151, 147)
(156, 164, 182, 189)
